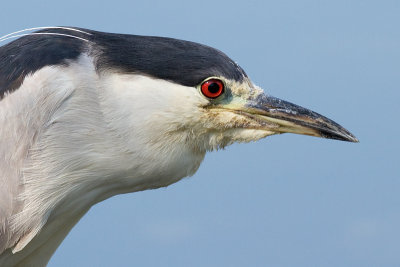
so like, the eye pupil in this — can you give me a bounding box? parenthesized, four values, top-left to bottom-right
(200, 79, 224, 99)
(207, 83, 220, 94)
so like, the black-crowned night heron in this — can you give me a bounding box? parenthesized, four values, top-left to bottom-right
(0, 27, 357, 266)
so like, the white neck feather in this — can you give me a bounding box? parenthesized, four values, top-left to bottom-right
(0, 55, 205, 265)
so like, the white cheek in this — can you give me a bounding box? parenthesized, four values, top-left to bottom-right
(98, 74, 206, 142)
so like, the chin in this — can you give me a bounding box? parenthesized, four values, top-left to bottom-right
(196, 128, 276, 152)
(223, 128, 277, 144)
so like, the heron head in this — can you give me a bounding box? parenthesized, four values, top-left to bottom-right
(96, 33, 357, 152)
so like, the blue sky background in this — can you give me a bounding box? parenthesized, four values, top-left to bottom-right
(1, 0, 399, 266)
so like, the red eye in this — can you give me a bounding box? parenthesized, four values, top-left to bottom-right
(201, 79, 224, 99)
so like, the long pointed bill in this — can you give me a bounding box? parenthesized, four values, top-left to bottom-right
(243, 93, 358, 142)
